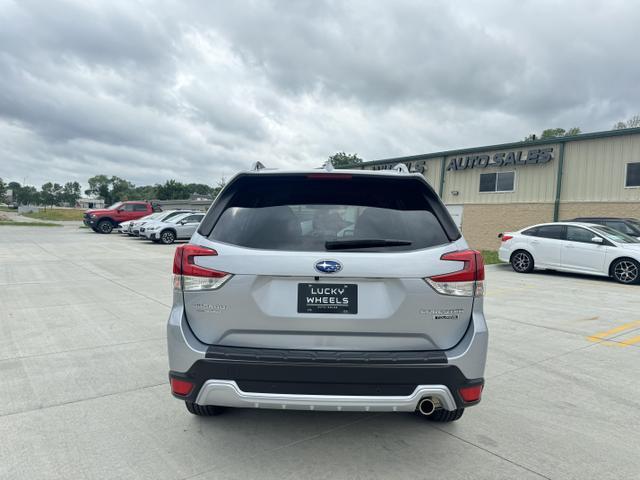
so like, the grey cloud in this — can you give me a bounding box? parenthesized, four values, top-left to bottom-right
(0, 0, 639, 189)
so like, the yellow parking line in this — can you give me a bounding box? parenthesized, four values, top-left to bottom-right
(618, 335, 640, 347)
(587, 320, 640, 342)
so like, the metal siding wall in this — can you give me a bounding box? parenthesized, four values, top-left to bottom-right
(562, 134, 640, 202)
(362, 157, 443, 193)
(441, 145, 559, 204)
(427, 157, 443, 194)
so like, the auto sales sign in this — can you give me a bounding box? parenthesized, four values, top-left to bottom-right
(446, 147, 554, 171)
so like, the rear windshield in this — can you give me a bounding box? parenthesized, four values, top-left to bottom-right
(204, 174, 453, 252)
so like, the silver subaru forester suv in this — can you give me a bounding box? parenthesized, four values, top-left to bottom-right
(168, 167, 487, 422)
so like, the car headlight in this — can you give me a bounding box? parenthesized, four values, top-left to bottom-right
(89, 214, 95, 218)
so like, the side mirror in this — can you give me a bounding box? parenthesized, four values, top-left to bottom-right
(591, 236, 603, 244)
(179, 220, 186, 225)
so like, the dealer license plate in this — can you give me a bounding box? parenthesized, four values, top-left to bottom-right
(297, 283, 358, 314)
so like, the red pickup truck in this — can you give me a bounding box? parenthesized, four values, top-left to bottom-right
(83, 201, 160, 234)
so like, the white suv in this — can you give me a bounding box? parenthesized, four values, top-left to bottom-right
(167, 167, 488, 422)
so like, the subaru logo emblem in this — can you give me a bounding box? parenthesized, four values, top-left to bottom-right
(315, 260, 342, 274)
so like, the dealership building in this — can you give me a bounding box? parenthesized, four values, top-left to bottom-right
(356, 127, 640, 250)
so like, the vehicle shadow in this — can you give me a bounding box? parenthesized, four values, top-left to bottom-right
(493, 262, 622, 286)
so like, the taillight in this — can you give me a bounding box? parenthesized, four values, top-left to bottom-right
(173, 244, 232, 291)
(459, 384, 483, 402)
(425, 250, 485, 297)
(170, 378, 194, 396)
(500, 234, 513, 242)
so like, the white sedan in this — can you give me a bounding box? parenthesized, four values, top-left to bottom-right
(498, 222, 640, 284)
(118, 220, 133, 234)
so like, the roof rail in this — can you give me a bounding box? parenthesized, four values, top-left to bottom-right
(250, 161, 266, 171)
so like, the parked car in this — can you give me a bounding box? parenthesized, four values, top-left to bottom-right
(83, 201, 159, 234)
(128, 211, 167, 236)
(137, 210, 197, 237)
(118, 220, 134, 234)
(567, 217, 640, 239)
(499, 222, 640, 284)
(144, 211, 205, 244)
(167, 167, 487, 422)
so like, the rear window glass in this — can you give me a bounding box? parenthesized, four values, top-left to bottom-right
(207, 175, 451, 252)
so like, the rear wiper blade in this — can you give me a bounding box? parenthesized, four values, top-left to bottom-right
(325, 239, 412, 250)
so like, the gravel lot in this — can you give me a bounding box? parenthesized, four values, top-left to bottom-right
(1, 225, 639, 479)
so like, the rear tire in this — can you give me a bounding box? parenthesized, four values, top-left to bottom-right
(160, 230, 176, 244)
(97, 219, 114, 234)
(611, 258, 640, 284)
(510, 250, 534, 273)
(424, 408, 465, 422)
(185, 401, 226, 416)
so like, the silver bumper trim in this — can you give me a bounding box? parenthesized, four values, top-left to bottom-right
(195, 380, 457, 412)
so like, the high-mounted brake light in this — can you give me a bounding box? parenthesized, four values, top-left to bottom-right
(306, 173, 353, 179)
(173, 244, 232, 291)
(425, 250, 485, 297)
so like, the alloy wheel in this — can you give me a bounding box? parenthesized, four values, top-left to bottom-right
(512, 252, 531, 272)
(613, 260, 638, 284)
(161, 231, 175, 244)
(99, 221, 113, 234)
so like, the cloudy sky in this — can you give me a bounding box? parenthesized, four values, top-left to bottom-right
(1, 0, 639, 189)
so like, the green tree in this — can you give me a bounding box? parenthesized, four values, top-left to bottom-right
(110, 176, 135, 202)
(85, 175, 113, 204)
(19, 186, 39, 205)
(41, 182, 55, 208)
(525, 127, 581, 141)
(85, 175, 134, 205)
(0, 178, 6, 204)
(328, 152, 363, 168)
(7, 181, 21, 204)
(613, 115, 640, 130)
(540, 128, 567, 138)
(156, 179, 191, 200)
(212, 178, 226, 198)
(186, 183, 215, 196)
(62, 181, 81, 206)
(131, 185, 158, 200)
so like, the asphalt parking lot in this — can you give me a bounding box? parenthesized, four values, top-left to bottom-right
(1, 225, 639, 480)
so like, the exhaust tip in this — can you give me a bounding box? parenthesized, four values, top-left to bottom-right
(418, 398, 436, 416)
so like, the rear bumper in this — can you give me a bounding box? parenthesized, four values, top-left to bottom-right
(169, 346, 483, 412)
(194, 380, 458, 412)
(167, 290, 488, 413)
(498, 246, 511, 263)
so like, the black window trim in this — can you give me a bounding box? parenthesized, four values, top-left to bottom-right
(479, 171, 516, 193)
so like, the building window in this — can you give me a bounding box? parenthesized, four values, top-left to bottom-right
(479, 171, 515, 192)
(626, 162, 640, 187)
